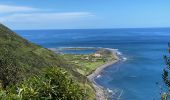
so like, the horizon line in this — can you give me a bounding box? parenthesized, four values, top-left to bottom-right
(13, 27, 170, 31)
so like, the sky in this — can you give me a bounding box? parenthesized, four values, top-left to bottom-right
(0, 0, 170, 29)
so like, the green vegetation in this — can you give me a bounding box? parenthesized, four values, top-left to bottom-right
(0, 24, 95, 99)
(61, 49, 117, 75)
(162, 43, 170, 100)
(0, 67, 85, 100)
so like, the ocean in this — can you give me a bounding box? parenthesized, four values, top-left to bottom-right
(15, 28, 170, 100)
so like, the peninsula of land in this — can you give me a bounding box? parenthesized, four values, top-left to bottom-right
(54, 47, 120, 99)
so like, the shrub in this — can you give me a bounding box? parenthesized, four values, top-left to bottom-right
(5, 67, 85, 100)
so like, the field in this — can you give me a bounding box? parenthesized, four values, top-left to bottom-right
(61, 49, 117, 75)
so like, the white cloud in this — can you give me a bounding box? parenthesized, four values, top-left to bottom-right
(0, 12, 95, 29)
(0, 4, 96, 29)
(0, 4, 37, 13)
(0, 12, 94, 23)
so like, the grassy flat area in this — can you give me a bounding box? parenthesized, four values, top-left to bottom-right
(61, 49, 116, 76)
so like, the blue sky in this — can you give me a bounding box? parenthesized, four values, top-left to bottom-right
(0, 0, 170, 29)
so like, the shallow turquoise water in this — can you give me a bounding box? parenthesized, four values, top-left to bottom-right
(16, 28, 170, 100)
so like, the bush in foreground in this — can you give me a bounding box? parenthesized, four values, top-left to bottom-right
(0, 67, 85, 100)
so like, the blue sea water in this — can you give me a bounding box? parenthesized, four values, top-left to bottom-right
(15, 28, 170, 100)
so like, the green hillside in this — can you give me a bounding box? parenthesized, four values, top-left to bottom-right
(0, 24, 95, 99)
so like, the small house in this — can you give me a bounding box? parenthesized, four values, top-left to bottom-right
(93, 53, 102, 57)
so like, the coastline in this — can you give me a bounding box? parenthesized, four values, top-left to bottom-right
(50, 47, 121, 100)
(87, 50, 120, 100)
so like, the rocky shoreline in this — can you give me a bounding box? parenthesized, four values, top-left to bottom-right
(87, 49, 120, 100)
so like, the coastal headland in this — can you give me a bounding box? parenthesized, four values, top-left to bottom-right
(51, 47, 120, 100)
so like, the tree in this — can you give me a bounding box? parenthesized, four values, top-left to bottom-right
(162, 43, 170, 100)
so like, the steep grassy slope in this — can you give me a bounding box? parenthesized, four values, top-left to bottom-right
(0, 24, 95, 99)
(0, 23, 86, 81)
(0, 23, 68, 69)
